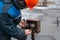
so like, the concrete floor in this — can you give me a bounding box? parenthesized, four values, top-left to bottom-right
(11, 8, 60, 40)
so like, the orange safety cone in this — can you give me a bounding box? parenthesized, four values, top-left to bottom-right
(25, 0, 38, 10)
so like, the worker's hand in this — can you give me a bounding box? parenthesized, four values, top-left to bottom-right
(19, 21, 26, 28)
(25, 29, 32, 36)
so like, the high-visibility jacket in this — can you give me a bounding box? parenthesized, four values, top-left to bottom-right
(0, 0, 21, 18)
(0, 0, 26, 40)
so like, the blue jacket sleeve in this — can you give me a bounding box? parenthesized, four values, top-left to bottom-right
(0, 13, 26, 40)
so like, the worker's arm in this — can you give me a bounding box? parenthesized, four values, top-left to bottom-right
(0, 13, 26, 40)
(13, 15, 21, 25)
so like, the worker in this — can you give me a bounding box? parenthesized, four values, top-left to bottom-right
(0, 0, 38, 40)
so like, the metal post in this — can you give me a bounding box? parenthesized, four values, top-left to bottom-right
(42, 0, 47, 7)
(57, 17, 59, 27)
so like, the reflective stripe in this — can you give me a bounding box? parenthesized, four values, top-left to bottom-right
(2, 0, 12, 4)
(14, 14, 21, 19)
(2, 4, 12, 13)
(7, 6, 20, 18)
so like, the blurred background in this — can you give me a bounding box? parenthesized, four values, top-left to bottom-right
(12, 0, 60, 40)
